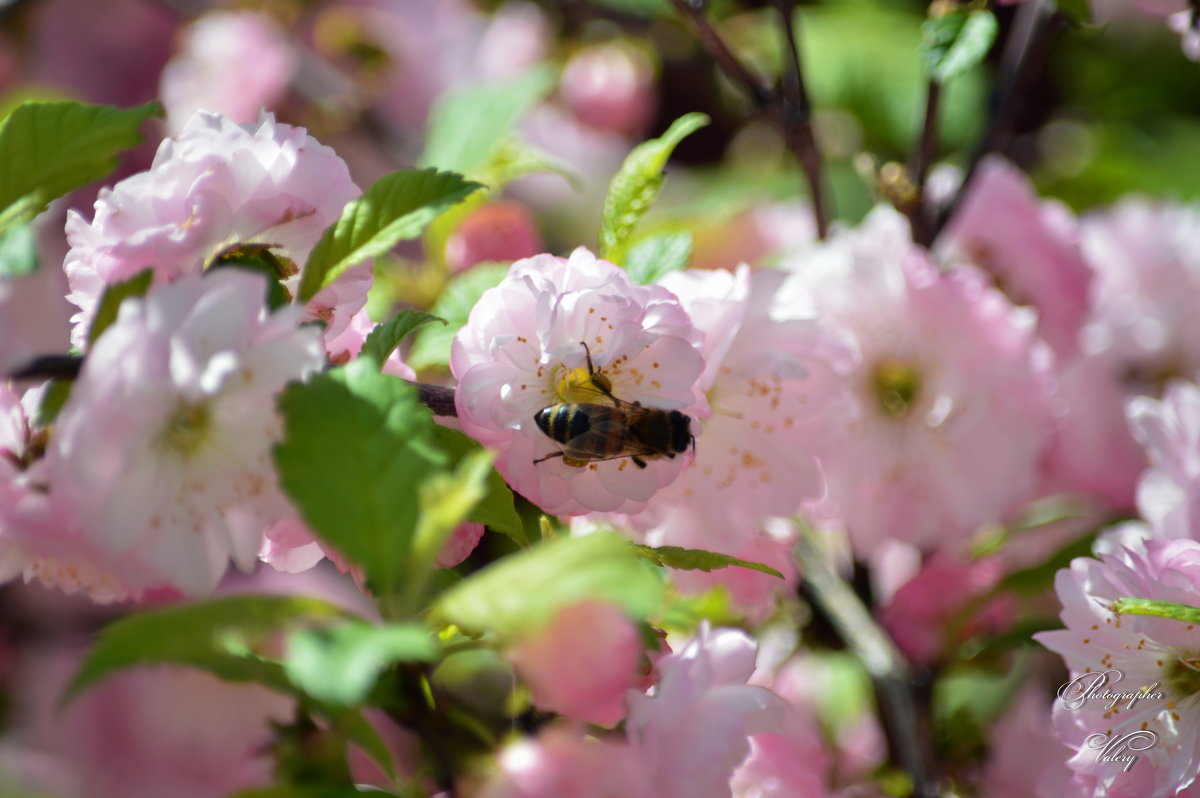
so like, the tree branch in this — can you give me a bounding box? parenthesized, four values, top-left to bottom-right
(931, 0, 1061, 241)
(6, 353, 460, 417)
(910, 80, 942, 247)
(794, 525, 938, 798)
(666, 0, 830, 238)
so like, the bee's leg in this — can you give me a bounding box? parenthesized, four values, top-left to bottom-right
(579, 341, 616, 398)
(631, 455, 648, 469)
(533, 451, 565, 465)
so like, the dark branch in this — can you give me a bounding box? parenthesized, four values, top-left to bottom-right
(932, 0, 1062, 241)
(794, 526, 938, 798)
(666, 0, 830, 238)
(7, 353, 460, 417)
(8, 354, 83, 382)
(910, 80, 942, 247)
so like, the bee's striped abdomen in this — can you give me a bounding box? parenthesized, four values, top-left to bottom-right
(534, 404, 592, 444)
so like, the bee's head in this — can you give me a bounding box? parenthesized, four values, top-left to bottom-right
(668, 410, 694, 455)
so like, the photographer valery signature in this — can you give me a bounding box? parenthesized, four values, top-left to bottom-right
(1058, 669, 1165, 771)
(1083, 731, 1158, 772)
(1057, 668, 1166, 711)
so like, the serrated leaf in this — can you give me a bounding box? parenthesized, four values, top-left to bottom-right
(0, 100, 160, 233)
(921, 9, 998, 84)
(299, 168, 482, 303)
(273, 359, 447, 594)
(431, 426, 526, 546)
(407, 263, 509, 370)
(623, 231, 693, 284)
(431, 532, 662, 639)
(61, 595, 353, 706)
(285, 622, 437, 706)
(361, 309, 445, 368)
(86, 268, 153, 346)
(1111, 598, 1200, 624)
(599, 113, 709, 265)
(633, 544, 784, 579)
(0, 223, 37, 277)
(420, 68, 556, 175)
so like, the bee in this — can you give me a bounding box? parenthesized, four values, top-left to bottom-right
(532, 343, 695, 469)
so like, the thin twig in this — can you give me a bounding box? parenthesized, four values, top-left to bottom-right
(8, 354, 83, 382)
(910, 80, 942, 246)
(666, 0, 830, 238)
(773, 0, 829, 238)
(6, 353, 460, 417)
(794, 526, 938, 798)
(931, 0, 1060, 241)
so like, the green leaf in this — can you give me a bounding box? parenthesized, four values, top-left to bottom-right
(86, 268, 153, 346)
(36, 379, 73, 427)
(633, 544, 784, 579)
(361, 309, 445, 368)
(61, 595, 353, 706)
(404, 449, 495, 609)
(209, 243, 294, 311)
(299, 168, 482, 303)
(273, 359, 447, 594)
(420, 68, 556, 175)
(406, 263, 509, 370)
(285, 622, 437, 706)
(921, 9, 998, 84)
(0, 223, 37, 277)
(0, 100, 160, 233)
(1054, 0, 1094, 25)
(599, 113, 709, 265)
(1111, 598, 1200, 625)
(995, 529, 1098, 597)
(431, 532, 662, 638)
(623, 231, 693, 284)
(431, 426, 526, 546)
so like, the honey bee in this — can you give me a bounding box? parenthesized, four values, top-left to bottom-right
(533, 343, 695, 469)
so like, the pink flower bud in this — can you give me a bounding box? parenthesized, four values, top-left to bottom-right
(445, 201, 543, 274)
(510, 600, 642, 726)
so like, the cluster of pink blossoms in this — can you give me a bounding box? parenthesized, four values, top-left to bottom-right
(1, 112, 374, 600)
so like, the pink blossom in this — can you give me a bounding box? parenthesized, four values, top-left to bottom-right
(1080, 200, 1200, 387)
(446, 201, 543, 274)
(625, 624, 786, 798)
(981, 686, 1073, 798)
(940, 156, 1092, 359)
(0, 383, 153, 602)
(451, 247, 705, 515)
(561, 41, 656, 137)
(1128, 380, 1200, 541)
(476, 2, 552, 81)
(436, 522, 485, 569)
(879, 553, 1017, 665)
(1035, 536, 1200, 797)
(1045, 199, 1200, 509)
(1169, 11, 1200, 60)
(478, 727, 655, 798)
(779, 207, 1056, 552)
(510, 600, 642, 726)
(3, 645, 292, 798)
(160, 11, 295, 133)
(46, 270, 324, 597)
(1041, 353, 1145, 509)
(63, 110, 367, 351)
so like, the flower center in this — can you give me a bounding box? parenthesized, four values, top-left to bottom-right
(1163, 652, 1200, 698)
(160, 401, 212, 457)
(555, 365, 613, 403)
(871, 359, 922, 420)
